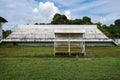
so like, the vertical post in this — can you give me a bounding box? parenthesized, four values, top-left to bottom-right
(95, 29, 96, 39)
(70, 33, 71, 56)
(68, 39, 71, 56)
(83, 33, 86, 56)
(54, 40, 55, 56)
(54, 33, 56, 56)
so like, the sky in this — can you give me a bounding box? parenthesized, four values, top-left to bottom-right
(0, 0, 120, 30)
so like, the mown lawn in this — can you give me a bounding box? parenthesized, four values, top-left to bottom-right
(0, 46, 120, 80)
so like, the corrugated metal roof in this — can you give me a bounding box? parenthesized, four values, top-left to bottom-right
(4, 25, 111, 42)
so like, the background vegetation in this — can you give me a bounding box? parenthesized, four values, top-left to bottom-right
(3, 30, 12, 39)
(3, 13, 120, 39)
(51, 13, 120, 38)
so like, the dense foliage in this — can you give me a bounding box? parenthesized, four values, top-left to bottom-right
(51, 13, 93, 25)
(51, 13, 120, 38)
(115, 19, 120, 27)
(51, 13, 68, 24)
(3, 30, 12, 38)
(97, 23, 120, 38)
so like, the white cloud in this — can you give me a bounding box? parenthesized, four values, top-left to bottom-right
(33, 8, 39, 14)
(71, 0, 107, 12)
(0, 0, 38, 29)
(91, 16, 107, 24)
(1, 0, 120, 30)
(38, 2, 60, 22)
(64, 10, 71, 19)
(89, 0, 120, 25)
(49, 0, 85, 7)
(68, 0, 120, 25)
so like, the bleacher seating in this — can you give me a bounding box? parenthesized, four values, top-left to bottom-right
(4, 25, 110, 42)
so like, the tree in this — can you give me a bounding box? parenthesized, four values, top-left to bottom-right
(115, 19, 120, 27)
(34, 23, 39, 25)
(51, 13, 68, 24)
(51, 14, 94, 25)
(95, 22, 102, 27)
(82, 16, 93, 24)
(68, 19, 83, 24)
(50, 13, 119, 38)
(3, 30, 12, 38)
(73, 19, 83, 24)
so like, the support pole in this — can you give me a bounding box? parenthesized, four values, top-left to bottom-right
(54, 34, 56, 56)
(68, 39, 71, 56)
(83, 33, 86, 56)
(68, 33, 71, 56)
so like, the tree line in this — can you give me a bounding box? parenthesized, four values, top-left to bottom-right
(51, 13, 93, 25)
(51, 13, 120, 38)
(3, 30, 12, 39)
(3, 13, 120, 38)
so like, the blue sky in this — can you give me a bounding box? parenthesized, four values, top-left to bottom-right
(0, 0, 120, 30)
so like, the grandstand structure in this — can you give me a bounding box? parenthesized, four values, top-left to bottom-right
(54, 29, 86, 56)
(3, 25, 117, 46)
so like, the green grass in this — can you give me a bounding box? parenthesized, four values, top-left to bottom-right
(0, 46, 120, 80)
(0, 46, 53, 57)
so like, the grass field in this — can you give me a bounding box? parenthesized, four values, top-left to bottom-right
(0, 46, 120, 80)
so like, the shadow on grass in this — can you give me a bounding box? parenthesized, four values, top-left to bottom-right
(0, 54, 87, 59)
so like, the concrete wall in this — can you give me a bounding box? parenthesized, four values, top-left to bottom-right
(2, 41, 115, 46)
(2, 42, 54, 46)
(114, 39, 120, 44)
(85, 41, 116, 46)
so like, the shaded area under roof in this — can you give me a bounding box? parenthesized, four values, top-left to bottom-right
(0, 16, 8, 23)
(55, 29, 85, 33)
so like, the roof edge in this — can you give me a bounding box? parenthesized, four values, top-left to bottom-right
(0, 16, 8, 23)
